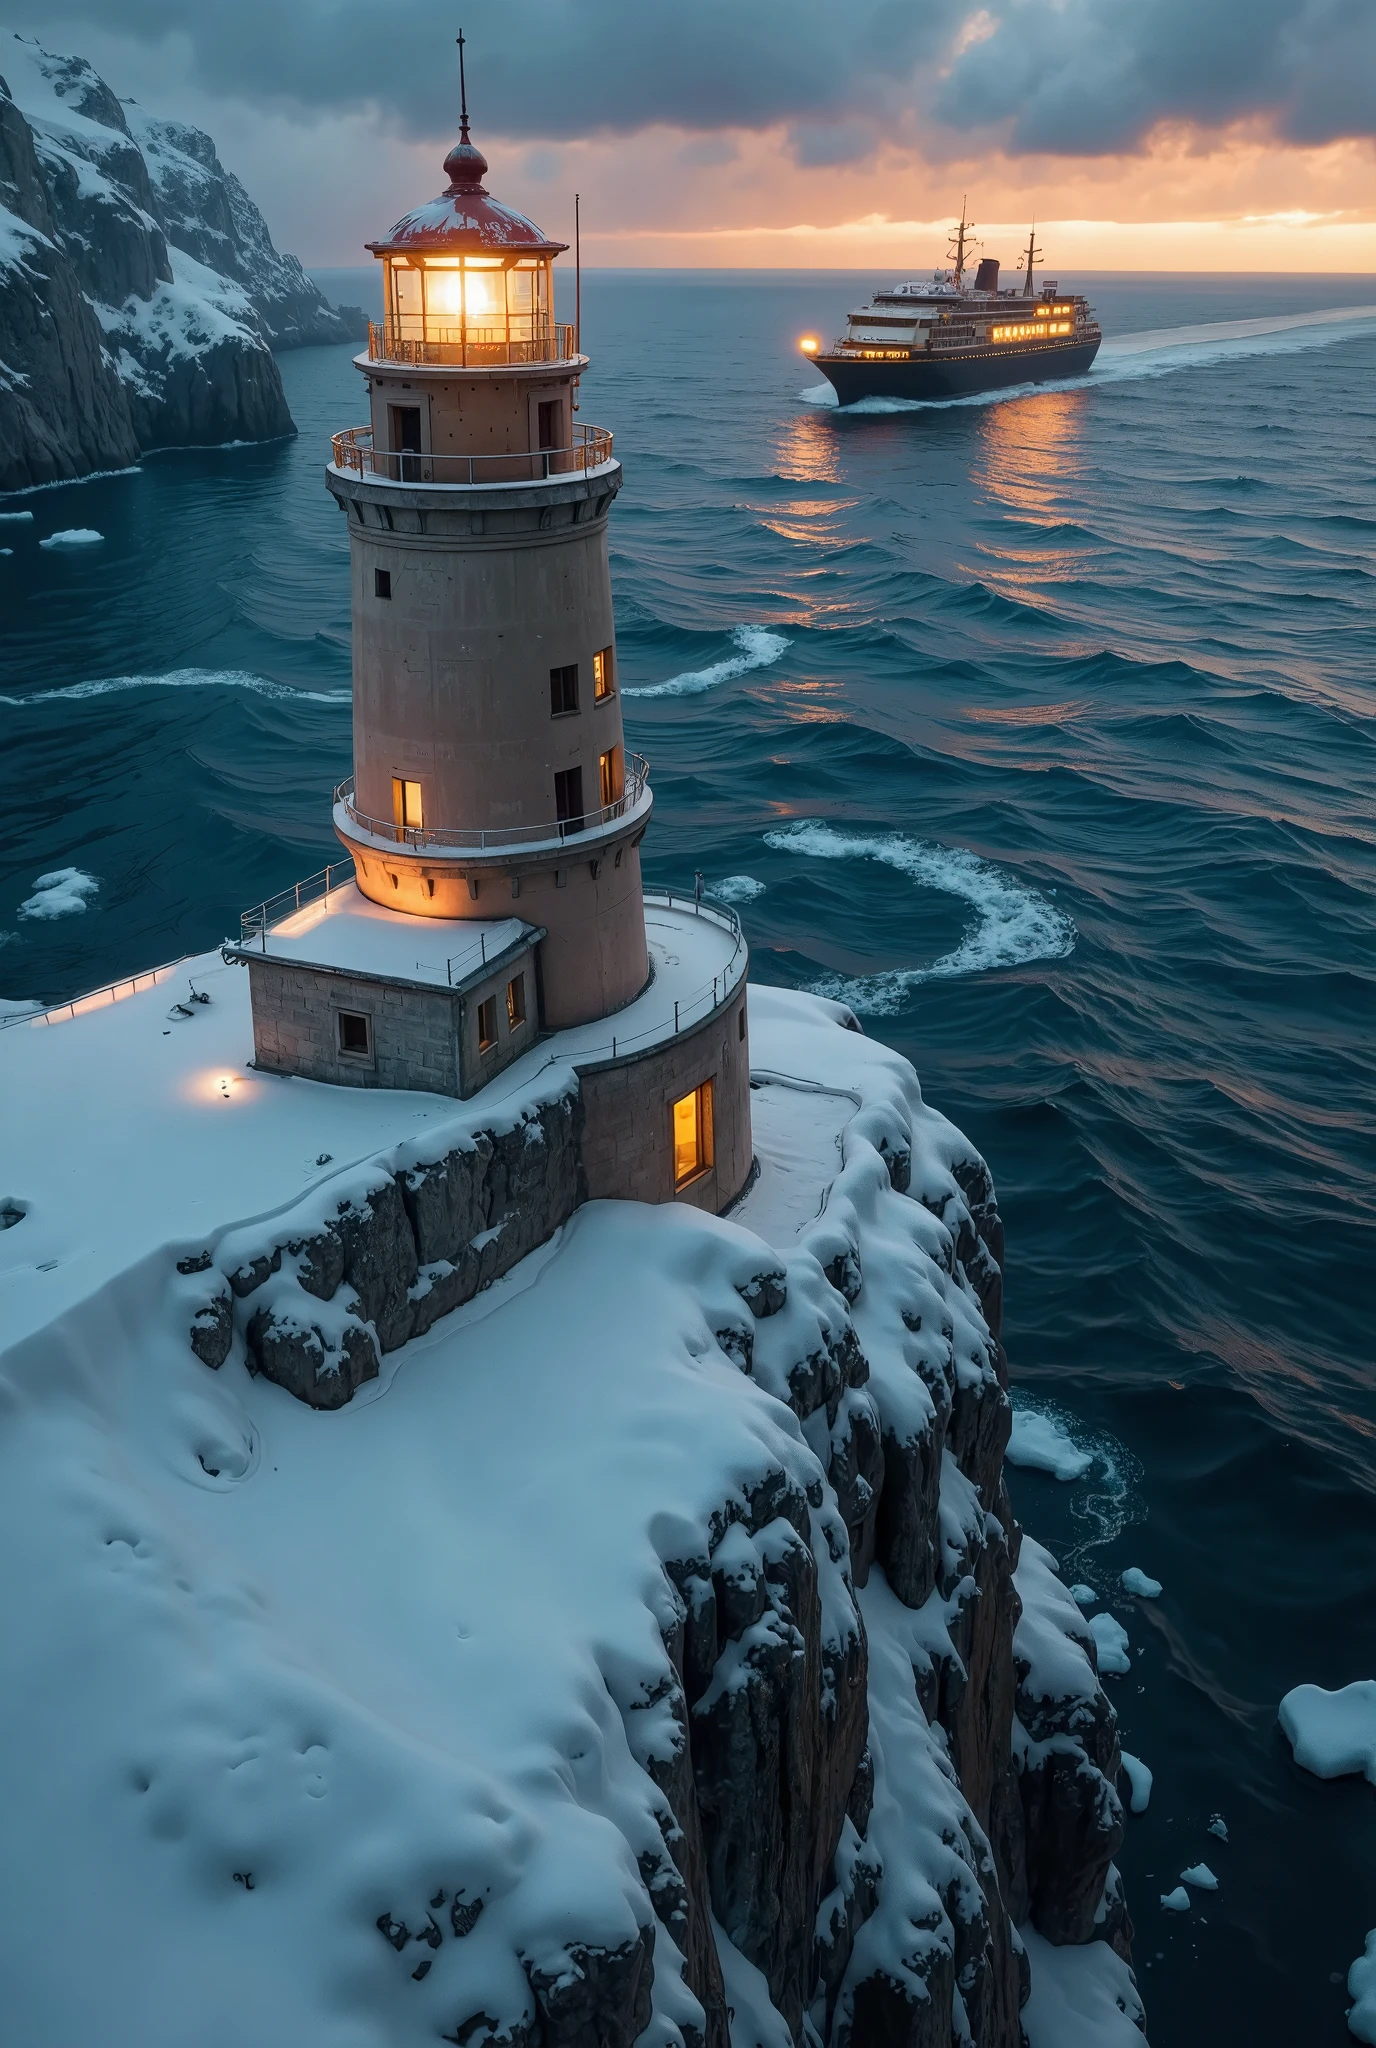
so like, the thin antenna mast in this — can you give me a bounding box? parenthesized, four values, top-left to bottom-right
(1022, 220, 1042, 297)
(947, 196, 977, 287)
(456, 27, 470, 142)
(575, 191, 581, 358)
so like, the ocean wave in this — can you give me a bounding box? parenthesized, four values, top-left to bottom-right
(714, 875, 766, 903)
(0, 667, 350, 708)
(622, 624, 790, 699)
(799, 302, 1376, 414)
(762, 820, 1075, 1012)
(1006, 1396, 1144, 1580)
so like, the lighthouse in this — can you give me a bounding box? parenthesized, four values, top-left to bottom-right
(227, 56, 753, 1214)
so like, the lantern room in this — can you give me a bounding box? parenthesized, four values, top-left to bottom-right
(364, 137, 571, 370)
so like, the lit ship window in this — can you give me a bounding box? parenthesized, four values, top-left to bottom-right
(992, 322, 1073, 341)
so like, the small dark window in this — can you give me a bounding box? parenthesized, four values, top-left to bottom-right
(537, 400, 561, 451)
(550, 663, 579, 716)
(477, 995, 498, 1053)
(506, 973, 526, 1032)
(738, 1007, 746, 1041)
(375, 568, 392, 600)
(390, 405, 423, 454)
(554, 766, 584, 833)
(337, 1010, 370, 1056)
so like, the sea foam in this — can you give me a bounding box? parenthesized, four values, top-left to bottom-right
(761, 819, 1074, 1011)
(623, 624, 789, 699)
(0, 667, 349, 708)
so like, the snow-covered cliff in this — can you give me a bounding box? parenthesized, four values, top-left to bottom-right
(0, 34, 366, 493)
(0, 962, 1144, 2046)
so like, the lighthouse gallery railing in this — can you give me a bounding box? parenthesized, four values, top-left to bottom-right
(333, 752, 649, 854)
(331, 422, 613, 488)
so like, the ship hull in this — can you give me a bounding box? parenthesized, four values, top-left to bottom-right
(817, 338, 1100, 405)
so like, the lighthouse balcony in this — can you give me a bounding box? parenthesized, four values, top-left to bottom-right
(331, 422, 613, 489)
(366, 318, 580, 371)
(333, 753, 651, 863)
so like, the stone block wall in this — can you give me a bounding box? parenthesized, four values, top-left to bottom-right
(241, 940, 539, 1099)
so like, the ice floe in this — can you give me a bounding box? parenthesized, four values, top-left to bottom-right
(1006, 1406, 1094, 1480)
(1121, 1567, 1162, 1598)
(1279, 1680, 1376, 1785)
(38, 527, 102, 547)
(17, 868, 100, 919)
(1180, 1864, 1217, 1890)
(1160, 1886, 1190, 1913)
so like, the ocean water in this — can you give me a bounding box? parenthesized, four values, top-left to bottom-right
(3, 270, 1376, 2042)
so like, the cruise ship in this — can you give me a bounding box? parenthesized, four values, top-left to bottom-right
(804, 211, 1101, 405)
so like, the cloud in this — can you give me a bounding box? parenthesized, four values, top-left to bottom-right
(938, 0, 1376, 152)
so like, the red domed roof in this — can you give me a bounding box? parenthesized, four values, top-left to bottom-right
(367, 136, 567, 258)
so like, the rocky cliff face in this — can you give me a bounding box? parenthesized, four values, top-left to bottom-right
(0, 34, 366, 493)
(164, 983, 1139, 2046)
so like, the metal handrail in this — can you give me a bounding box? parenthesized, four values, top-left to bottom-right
(333, 753, 650, 854)
(0, 959, 187, 1029)
(368, 319, 578, 369)
(576, 887, 748, 1064)
(331, 422, 613, 488)
(239, 860, 356, 949)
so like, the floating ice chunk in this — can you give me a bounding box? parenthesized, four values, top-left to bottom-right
(1207, 1814, 1229, 1841)
(1279, 1680, 1376, 1785)
(1006, 1408, 1094, 1480)
(0, 548, 11, 557)
(714, 875, 765, 904)
(1349, 1931, 1376, 2047)
(39, 528, 103, 548)
(1089, 1611, 1131, 1676)
(1120, 1752, 1152, 1813)
(1121, 1566, 1162, 1598)
(1181, 1863, 1218, 1890)
(1071, 1584, 1098, 1606)
(18, 868, 101, 920)
(1160, 1886, 1191, 1913)
(0, 510, 33, 522)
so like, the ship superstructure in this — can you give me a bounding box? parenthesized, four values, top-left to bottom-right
(806, 212, 1102, 404)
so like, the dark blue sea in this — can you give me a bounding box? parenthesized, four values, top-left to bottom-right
(3, 270, 1375, 2043)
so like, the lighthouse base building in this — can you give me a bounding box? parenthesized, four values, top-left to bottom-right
(224, 118, 753, 1215)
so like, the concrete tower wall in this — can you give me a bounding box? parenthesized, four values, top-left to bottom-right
(344, 496, 623, 837)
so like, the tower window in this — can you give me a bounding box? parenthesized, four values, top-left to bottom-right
(537, 400, 561, 451)
(550, 663, 579, 716)
(337, 1010, 371, 1057)
(477, 995, 498, 1054)
(390, 405, 423, 454)
(374, 568, 392, 600)
(554, 766, 584, 833)
(672, 1080, 715, 1190)
(506, 973, 526, 1032)
(593, 647, 615, 700)
(392, 777, 424, 832)
(599, 745, 623, 810)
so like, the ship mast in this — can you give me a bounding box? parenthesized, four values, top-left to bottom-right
(948, 196, 977, 288)
(1022, 220, 1042, 297)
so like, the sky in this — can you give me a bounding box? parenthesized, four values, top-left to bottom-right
(8, 2, 1376, 272)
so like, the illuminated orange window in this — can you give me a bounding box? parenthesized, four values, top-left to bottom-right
(392, 777, 423, 831)
(593, 647, 615, 700)
(672, 1080, 715, 1189)
(599, 745, 623, 810)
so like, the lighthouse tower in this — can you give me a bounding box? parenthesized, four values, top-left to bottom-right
(228, 58, 752, 1215)
(326, 75, 645, 1029)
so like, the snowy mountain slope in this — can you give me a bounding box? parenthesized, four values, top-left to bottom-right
(0, 971, 1142, 2045)
(0, 33, 362, 491)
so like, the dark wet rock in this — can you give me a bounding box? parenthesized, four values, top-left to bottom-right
(739, 1268, 787, 1318)
(523, 1925, 656, 2048)
(188, 1289, 233, 1369)
(244, 1303, 378, 1410)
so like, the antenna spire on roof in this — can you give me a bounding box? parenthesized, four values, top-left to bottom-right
(456, 28, 470, 142)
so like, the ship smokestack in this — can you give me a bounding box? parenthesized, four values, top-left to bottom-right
(973, 257, 1000, 292)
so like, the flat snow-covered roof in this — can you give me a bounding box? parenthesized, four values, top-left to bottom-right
(240, 884, 534, 992)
